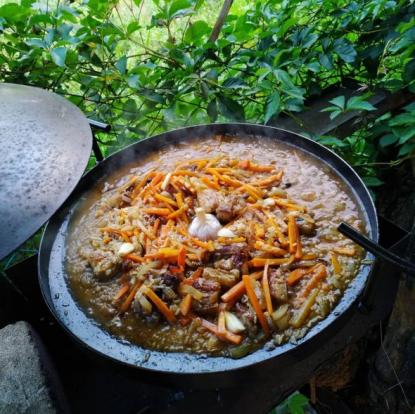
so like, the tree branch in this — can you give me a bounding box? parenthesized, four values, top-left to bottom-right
(208, 0, 234, 43)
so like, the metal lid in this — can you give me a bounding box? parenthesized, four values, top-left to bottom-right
(0, 83, 92, 260)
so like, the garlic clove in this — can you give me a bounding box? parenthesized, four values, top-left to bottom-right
(262, 198, 276, 207)
(188, 208, 222, 241)
(118, 242, 135, 256)
(224, 311, 246, 333)
(161, 172, 172, 190)
(217, 228, 236, 238)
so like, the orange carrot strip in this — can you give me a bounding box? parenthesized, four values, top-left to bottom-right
(144, 286, 176, 323)
(333, 247, 356, 256)
(288, 215, 297, 254)
(302, 253, 318, 260)
(191, 238, 213, 251)
(220, 174, 244, 187)
(119, 281, 142, 313)
(167, 205, 187, 220)
(180, 294, 192, 316)
(145, 236, 152, 254)
(113, 283, 130, 301)
(155, 193, 178, 207)
(221, 271, 263, 303)
(153, 218, 161, 237)
(254, 241, 287, 256)
(175, 192, 184, 208)
(182, 268, 203, 285)
(142, 207, 171, 216)
(146, 247, 180, 259)
(287, 268, 309, 286)
(249, 256, 294, 267)
(301, 264, 327, 297)
(201, 176, 221, 190)
(274, 199, 306, 212)
(197, 160, 209, 170)
(238, 160, 275, 173)
(124, 253, 145, 263)
(178, 246, 186, 267)
(331, 252, 342, 274)
(198, 318, 242, 345)
(218, 311, 227, 336)
(131, 170, 156, 199)
(262, 262, 273, 314)
(173, 170, 199, 177)
(243, 275, 270, 336)
(217, 237, 247, 244)
(267, 216, 288, 247)
(295, 224, 302, 260)
(149, 172, 164, 187)
(100, 227, 130, 242)
(252, 171, 283, 187)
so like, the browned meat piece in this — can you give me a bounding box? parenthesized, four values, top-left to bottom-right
(297, 216, 316, 236)
(269, 269, 288, 302)
(213, 244, 250, 269)
(203, 267, 240, 288)
(192, 277, 220, 315)
(193, 278, 221, 292)
(162, 273, 180, 289)
(80, 248, 121, 280)
(235, 300, 258, 337)
(197, 189, 219, 213)
(215, 193, 246, 222)
(213, 257, 234, 271)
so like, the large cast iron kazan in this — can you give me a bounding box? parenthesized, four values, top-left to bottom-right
(38, 123, 377, 387)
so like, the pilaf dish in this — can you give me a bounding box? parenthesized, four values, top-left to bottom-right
(66, 135, 364, 357)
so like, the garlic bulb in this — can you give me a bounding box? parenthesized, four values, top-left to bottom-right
(188, 208, 222, 241)
(217, 227, 236, 238)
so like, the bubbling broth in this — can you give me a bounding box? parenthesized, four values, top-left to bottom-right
(66, 135, 365, 357)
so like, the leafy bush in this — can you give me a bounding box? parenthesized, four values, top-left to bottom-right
(1, 0, 414, 157)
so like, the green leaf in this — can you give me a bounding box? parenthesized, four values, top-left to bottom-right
(168, 0, 193, 19)
(127, 21, 141, 35)
(222, 77, 247, 89)
(0, 3, 29, 22)
(317, 136, 348, 147)
(379, 134, 399, 147)
(115, 56, 127, 75)
(389, 113, 415, 127)
(122, 99, 138, 121)
(363, 176, 384, 187)
(207, 98, 218, 122)
(184, 20, 210, 43)
(398, 142, 415, 157)
(319, 53, 333, 70)
(329, 109, 343, 120)
(287, 392, 309, 414)
(218, 96, 245, 121)
(25, 38, 46, 48)
(328, 96, 346, 110)
(396, 127, 415, 145)
(346, 96, 376, 112)
(51, 46, 67, 67)
(403, 59, 415, 84)
(333, 38, 357, 63)
(264, 92, 281, 124)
